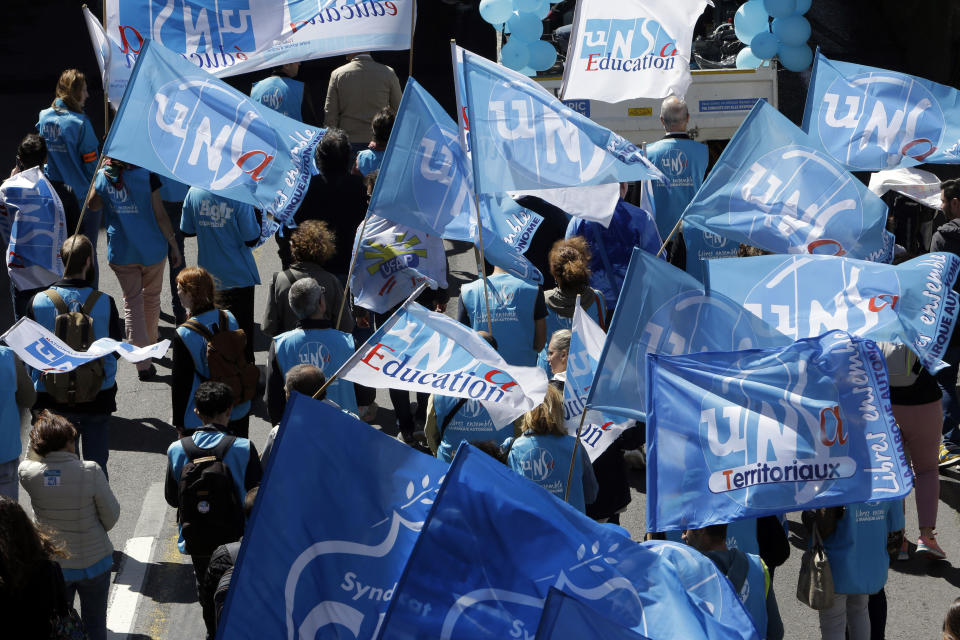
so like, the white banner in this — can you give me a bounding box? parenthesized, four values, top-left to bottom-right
(508, 183, 621, 228)
(1, 317, 169, 373)
(868, 167, 942, 210)
(560, 0, 710, 103)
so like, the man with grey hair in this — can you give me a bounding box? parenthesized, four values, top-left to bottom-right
(265, 278, 358, 423)
(645, 95, 710, 269)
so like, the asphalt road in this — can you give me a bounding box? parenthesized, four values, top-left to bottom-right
(6, 227, 960, 639)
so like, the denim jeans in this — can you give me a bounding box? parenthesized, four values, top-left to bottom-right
(65, 570, 110, 640)
(59, 410, 111, 480)
(935, 345, 960, 446)
(0, 457, 18, 500)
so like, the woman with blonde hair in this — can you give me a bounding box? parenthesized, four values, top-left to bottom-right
(502, 385, 597, 512)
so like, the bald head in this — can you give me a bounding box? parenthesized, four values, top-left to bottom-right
(660, 96, 689, 133)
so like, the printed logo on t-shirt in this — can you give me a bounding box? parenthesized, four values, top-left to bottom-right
(198, 199, 234, 228)
(298, 341, 332, 372)
(43, 469, 61, 486)
(518, 446, 555, 482)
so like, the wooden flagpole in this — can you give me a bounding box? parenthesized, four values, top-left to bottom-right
(407, 0, 416, 78)
(100, 0, 111, 133)
(472, 196, 495, 336)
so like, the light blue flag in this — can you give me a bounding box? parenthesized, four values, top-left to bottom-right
(586, 249, 785, 422)
(646, 331, 914, 532)
(456, 46, 667, 195)
(218, 394, 447, 639)
(683, 100, 894, 264)
(802, 50, 960, 171)
(706, 252, 960, 374)
(684, 227, 739, 284)
(535, 588, 651, 640)
(103, 40, 321, 246)
(378, 445, 759, 640)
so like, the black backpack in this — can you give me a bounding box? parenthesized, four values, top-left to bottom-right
(177, 436, 245, 555)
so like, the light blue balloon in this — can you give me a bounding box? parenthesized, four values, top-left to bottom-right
(533, 0, 550, 19)
(734, 0, 770, 43)
(778, 43, 813, 71)
(519, 66, 537, 77)
(794, 0, 812, 14)
(517, 0, 540, 11)
(750, 31, 780, 59)
(507, 11, 543, 42)
(501, 38, 530, 71)
(763, 0, 796, 18)
(772, 15, 811, 46)
(479, 0, 514, 26)
(527, 39, 558, 71)
(736, 46, 763, 69)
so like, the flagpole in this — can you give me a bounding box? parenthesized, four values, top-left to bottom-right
(656, 215, 684, 259)
(407, 0, 416, 78)
(472, 195, 494, 335)
(64, 153, 108, 277)
(336, 210, 373, 331)
(563, 408, 590, 503)
(99, 0, 111, 134)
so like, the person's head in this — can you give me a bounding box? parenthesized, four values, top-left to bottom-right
(279, 62, 300, 78)
(469, 440, 507, 464)
(289, 219, 336, 265)
(548, 237, 592, 291)
(522, 385, 565, 436)
(945, 597, 960, 640)
(364, 169, 379, 199)
(29, 410, 78, 457)
(371, 107, 395, 146)
(176, 266, 217, 315)
(941, 179, 960, 221)
(660, 95, 689, 133)
(61, 234, 93, 280)
(15, 133, 46, 171)
(316, 128, 352, 176)
(288, 277, 326, 320)
(682, 523, 728, 553)
(53, 69, 88, 112)
(284, 364, 326, 401)
(547, 329, 571, 375)
(193, 381, 235, 424)
(0, 496, 65, 592)
(244, 487, 259, 520)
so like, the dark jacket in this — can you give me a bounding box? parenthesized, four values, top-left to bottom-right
(930, 219, 960, 348)
(261, 262, 354, 337)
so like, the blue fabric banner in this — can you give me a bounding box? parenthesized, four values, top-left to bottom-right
(683, 100, 893, 263)
(102, 40, 321, 246)
(456, 46, 667, 195)
(379, 444, 759, 640)
(802, 50, 960, 171)
(683, 227, 739, 284)
(586, 249, 785, 422)
(218, 395, 447, 639)
(706, 252, 960, 374)
(646, 331, 914, 532)
(535, 588, 651, 640)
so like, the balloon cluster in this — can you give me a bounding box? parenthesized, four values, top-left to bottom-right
(734, 0, 812, 72)
(479, 0, 557, 76)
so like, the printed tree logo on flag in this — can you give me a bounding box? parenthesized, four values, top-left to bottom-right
(365, 232, 428, 276)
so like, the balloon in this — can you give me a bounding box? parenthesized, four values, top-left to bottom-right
(794, 0, 812, 14)
(507, 11, 543, 41)
(517, 0, 540, 11)
(527, 39, 558, 71)
(736, 47, 763, 69)
(763, 0, 796, 18)
(479, 0, 514, 26)
(734, 0, 770, 44)
(778, 43, 813, 71)
(532, 0, 551, 19)
(772, 15, 811, 46)
(501, 38, 530, 71)
(750, 31, 780, 59)
(519, 66, 537, 77)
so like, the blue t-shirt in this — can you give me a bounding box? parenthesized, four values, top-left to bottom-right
(433, 395, 505, 463)
(459, 272, 544, 367)
(645, 135, 709, 241)
(181, 188, 261, 290)
(95, 168, 167, 266)
(355, 148, 385, 176)
(503, 432, 597, 513)
(0, 347, 20, 463)
(158, 177, 189, 203)
(273, 327, 358, 414)
(823, 500, 904, 594)
(36, 99, 99, 205)
(250, 76, 305, 120)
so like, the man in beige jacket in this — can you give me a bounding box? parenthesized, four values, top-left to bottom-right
(324, 52, 402, 152)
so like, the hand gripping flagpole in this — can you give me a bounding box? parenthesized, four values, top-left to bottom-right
(336, 209, 373, 331)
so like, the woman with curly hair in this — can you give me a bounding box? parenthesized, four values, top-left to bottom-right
(262, 219, 352, 336)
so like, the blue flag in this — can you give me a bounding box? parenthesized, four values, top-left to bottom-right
(587, 249, 785, 422)
(802, 50, 960, 171)
(103, 39, 321, 246)
(535, 588, 650, 640)
(218, 395, 447, 639)
(706, 252, 960, 374)
(646, 331, 914, 532)
(456, 46, 667, 195)
(378, 445, 759, 640)
(683, 227, 739, 284)
(683, 100, 893, 263)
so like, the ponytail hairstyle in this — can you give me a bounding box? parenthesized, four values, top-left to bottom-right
(52, 69, 86, 113)
(548, 237, 592, 291)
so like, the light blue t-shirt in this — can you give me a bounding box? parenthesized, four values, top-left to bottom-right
(159, 177, 189, 203)
(459, 272, 543, 367)
(95, 168, 167, 266)
(503, 432, 597, 513)
(250, 76, 305, 120)
(823, 500, 904, 594)
(355, 148, 385, 176)
(433, 395, 505, 463)
(36, 99, 99, 204)
(181, 188, 261, 291)
(645, 135, 709, 241)
(273, 327, 358, 414)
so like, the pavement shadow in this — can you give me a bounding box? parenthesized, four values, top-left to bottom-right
(110, 416, 178, 455)
(135, 560, 199, 605)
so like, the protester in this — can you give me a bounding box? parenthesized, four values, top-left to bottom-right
(353, 107, 394, 176)
(36, 69, 100, 285)
(250, 62, 315, 122)
(16, 134, 81, 236)
(944, 597, 960, 640)
(0, 346, 34, 499)
(19, 411, 120, 640)
(0, 496, 69, 638)
(324, 53, 402, 153)
(180, 187, 262, 362)
(511, 195, 576, 291)
(26, 234, 123, 478)
(458, 266, 547, 368)
(165, 381, 262, 640)
(683, 523, 784, 640)
(172, 267, 253, 438)
(266, 278, 358, 423)
(502, 385, 597, 513)
(931, 178, 960, 467)
(159, 179, 189, 324)
(87, 158, 182, 380)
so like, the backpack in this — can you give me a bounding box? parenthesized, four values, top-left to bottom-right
(41, 289, 105, 405)
(878, 341, 920, 388)
(177, 435, 245, 555)
(182, 310, 259, 404)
